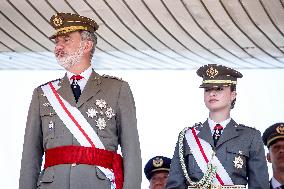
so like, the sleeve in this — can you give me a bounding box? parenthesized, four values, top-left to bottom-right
(19, 88, 44, 189)
(166, 134, 187, 189)
(247, 129, 270, 189)
(117, 82, 142, 189)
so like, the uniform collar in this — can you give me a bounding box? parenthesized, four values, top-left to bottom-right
(271, 177, 282, 188)
(67, 66, 92, 83)
(208, 117, 231, 131)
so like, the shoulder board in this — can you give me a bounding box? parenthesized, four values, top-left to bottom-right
(102, 74, 123, 81)
(189, 122, 203, 129)
(238, 124, 256, 130)
(39, 78, 61, 87)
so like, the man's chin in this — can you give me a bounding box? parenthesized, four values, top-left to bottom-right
(152, 185, 165, 189)
(57, 60, 77, 70)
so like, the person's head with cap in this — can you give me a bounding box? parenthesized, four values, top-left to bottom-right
(49, 12, 99, 72)
(262, 122, 284, 178)
(196, 64, 243, 111)
(144, 156, 171, 189)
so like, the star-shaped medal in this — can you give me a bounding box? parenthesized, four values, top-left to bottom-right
(96, 117, 107, 130)
(96, 99, 107, 109)
(233, 156, 244, 169)
(86, 108, 98, 118)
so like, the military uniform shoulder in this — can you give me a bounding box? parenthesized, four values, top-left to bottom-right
(238, 123, 256, 130)
(38, 78, 61, 87)
(189, 122, 203, 130)
(179, 122, 202, 134)
(101, 74, 124, 82)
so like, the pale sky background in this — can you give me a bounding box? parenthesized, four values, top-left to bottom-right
(1, 68, 283, 188)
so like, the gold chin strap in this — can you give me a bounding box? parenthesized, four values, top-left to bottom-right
(203, 80, 237, 85)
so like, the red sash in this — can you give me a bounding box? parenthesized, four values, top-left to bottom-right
(44, 145, 123, 189)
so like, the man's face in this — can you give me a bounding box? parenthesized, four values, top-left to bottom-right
(149, 171, 169, 189)
(267, 140, 284, 172)
(204, 86, 236, 112)
(54, 32, 85, 69)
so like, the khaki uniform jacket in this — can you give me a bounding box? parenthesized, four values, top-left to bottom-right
(166, 119, 269, 189)
(19, 70, 142, 189)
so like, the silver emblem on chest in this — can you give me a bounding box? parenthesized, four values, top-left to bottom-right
(86, 108, 98, 118)
(233, 155, 244, 169)
(96, 117, 107, 130)
(49, 121, 54, 130)
(86, 99, 115, 130)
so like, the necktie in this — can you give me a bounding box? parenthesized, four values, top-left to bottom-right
(71, 75, 83, 102)
(213, 124, 223, 146)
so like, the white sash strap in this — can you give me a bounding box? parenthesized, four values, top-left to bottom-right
(185, 128, 233, 185)
(41, 81, 115, 188)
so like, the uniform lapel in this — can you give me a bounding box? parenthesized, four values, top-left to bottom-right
(56, 74, 76, 107)
(77, 70, 102, 108)
(216, 119, 239, 147)
(197, 120, 215, 147)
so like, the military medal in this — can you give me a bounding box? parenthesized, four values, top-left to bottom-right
(43, 103, 51, 107)
(86, 107, 98, 118)
(96, 117, 107, 130)
(105, 107, 115, 119)
(86, 99, 116, 130)
(48, 121, 54, 130)
(96, 99, 107, 109)
(233, 155, 244, 169)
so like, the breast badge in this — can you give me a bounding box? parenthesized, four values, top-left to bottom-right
(86, 99, 115, 130)
(86, 108, 98, 118)
(48, 121, 54, 130)
(96, 117, 107, 130)
(233, 155, 244, 169)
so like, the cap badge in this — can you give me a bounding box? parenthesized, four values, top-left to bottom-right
(206, 67, 219, 78)
(153, 157, 163, 168)
(233, 155, 244, 169)
(276, 124, 284, 134)
(53, 16, 63, 27)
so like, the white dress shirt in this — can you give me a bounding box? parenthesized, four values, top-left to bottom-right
(271, 177, 283, 188)
(67, 66, 92, 92)
(208, 117, 231, 135)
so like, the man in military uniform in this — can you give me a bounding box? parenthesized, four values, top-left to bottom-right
(166, 64, 269, 189)
(262, 122, 284, 189)
(19, 12, 141, 189)
(144, 156, 171, 189)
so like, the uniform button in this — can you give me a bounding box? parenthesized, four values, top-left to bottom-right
(71, 163, 76, 167)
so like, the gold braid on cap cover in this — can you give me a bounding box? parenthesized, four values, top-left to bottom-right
(202, 80, 237, 85)
(55, 26, 88, 34)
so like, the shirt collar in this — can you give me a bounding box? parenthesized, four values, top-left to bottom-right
(271, 177, 282, 188)
(67, 66, 92, 82)
(208, 117, 231, 130)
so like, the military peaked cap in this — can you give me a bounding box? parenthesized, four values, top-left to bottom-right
(262, 122, 284, 148)
(197, 64, 243, 88)
(49, 12, 99, 39)
(144, 156, 171, 180)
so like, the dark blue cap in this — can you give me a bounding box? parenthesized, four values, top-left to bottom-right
(144, 156, 171, 180)
(262, 122, 284, 148)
